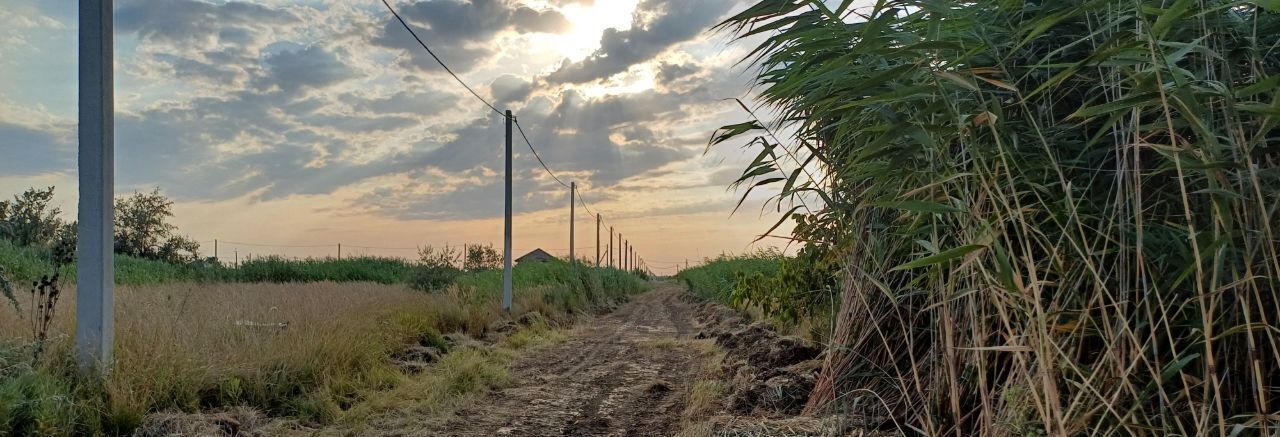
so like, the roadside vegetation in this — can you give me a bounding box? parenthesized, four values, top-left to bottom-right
(0, 186, 649, 434)
(0, 261, 646, 435)
(714, 0, 1280, 435)
(677, 250, 836, 343)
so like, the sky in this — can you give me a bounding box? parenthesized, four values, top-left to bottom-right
(0, 0, 792, 275)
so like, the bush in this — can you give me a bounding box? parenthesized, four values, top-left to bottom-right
(0, 187, 63, 248)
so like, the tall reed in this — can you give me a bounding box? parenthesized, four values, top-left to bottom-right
(717, 1, 1279, 434)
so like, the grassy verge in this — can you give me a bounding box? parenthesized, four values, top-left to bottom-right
(674, 339, 727, 437)
(0, 240, 421, 287)
(675, 254, 781, 304)
(0, 262, 646, 435)
(333, 324, 570, 434)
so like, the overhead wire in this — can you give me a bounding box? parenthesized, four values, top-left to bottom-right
(380, 1, 657, 267)
(513, 119, 571, 189)
(380, 0, 502, 116)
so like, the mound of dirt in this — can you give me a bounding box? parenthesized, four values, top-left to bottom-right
(693, 302, 824, 417)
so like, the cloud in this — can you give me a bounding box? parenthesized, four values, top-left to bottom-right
(1, 0, 751, 224)
(0, 121, 71, 175)
(371, 0, 571, 73)
(656, 61, 701, 88)
(115, 0, 298, 44)
(255, 45, 358, 95)
(546, 0, 733, 84)
(490, 74, 533, 105)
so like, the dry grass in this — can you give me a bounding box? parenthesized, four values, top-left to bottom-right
(0, 279, 610, 434)
(675, 339, 729, 437)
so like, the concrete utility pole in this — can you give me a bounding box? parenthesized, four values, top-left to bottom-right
(76, 0, 115, 373)
(609, 227, 614, 268)
(502, 110, 514, 312)
(595, 215, 601, 267)
(569, 181, 575, 266)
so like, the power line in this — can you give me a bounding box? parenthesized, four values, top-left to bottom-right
(574, 185, 600, 219)
(380, 0, 648, 268)
(380, 0, 502, 115)
(514, 119, 571, 189)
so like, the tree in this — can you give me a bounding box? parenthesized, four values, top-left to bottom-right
(463, 244, 502, 272)
(0, 187, 63, 247)
(114, 188, 200, 264)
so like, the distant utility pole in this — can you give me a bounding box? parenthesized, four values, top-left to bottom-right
(214, 239, 218, 261)
(76, 0, 115, 374)
(502, 110, 514, 312)
(624, 240, 629, 271)
(609, 227, 614, 268)
(595, 215, 601, 267)
(337, 243, 342, 260)
(569, 181, 575, 266)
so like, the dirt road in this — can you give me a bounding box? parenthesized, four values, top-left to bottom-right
(429, 282, 701, 436)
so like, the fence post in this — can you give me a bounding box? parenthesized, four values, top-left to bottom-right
(502, 110, 514, 312)
(76, 0, 115, 374)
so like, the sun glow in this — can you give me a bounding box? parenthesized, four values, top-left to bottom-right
(551, 0, 640, 62)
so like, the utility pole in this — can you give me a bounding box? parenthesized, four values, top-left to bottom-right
(569, 181, 575, 266)
(76, 0, 114, 374)
(595, 215, 601, 267)
(337, 243, 341, 260)
(502, 110, 514, 312)
(624, 240, 629, 271)
(619, 234, 624, 270)
(214, 239, 218, 262)
(609, 227, 615, 268)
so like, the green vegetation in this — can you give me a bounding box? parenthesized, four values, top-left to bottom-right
(0, 184, 651, 435)
(678, 250, 838, 340)
(0, 261, 648, 435)
(717, 0, 1280, 434)
(677, 252, 782, 303)
(0, 240, 421, 286)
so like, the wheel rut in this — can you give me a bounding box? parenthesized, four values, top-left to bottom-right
(428, 283, 701, 437)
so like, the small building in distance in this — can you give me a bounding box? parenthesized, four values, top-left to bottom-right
(516, 248, 556, 264)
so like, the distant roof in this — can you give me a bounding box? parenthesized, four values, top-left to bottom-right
(516, 248, 555, 263)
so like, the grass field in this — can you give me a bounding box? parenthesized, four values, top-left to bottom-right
(675, 253, 782, 304)
(0, 240, 421, 287)
(0, 261, 646, 435)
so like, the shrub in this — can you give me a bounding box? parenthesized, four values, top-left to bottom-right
(0, 187, 63, 247)
(411, 245, 463, 291)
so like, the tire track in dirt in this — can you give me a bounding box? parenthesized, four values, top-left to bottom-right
(429, 282, 699, 436)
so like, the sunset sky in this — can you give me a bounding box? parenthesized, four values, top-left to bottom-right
(0, 0, 792, 275)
